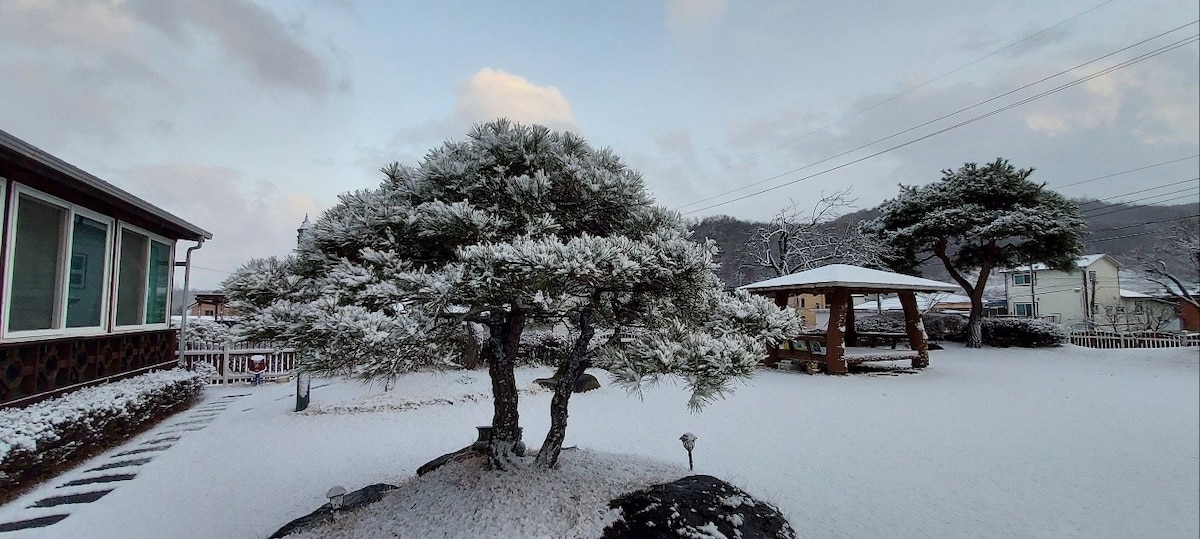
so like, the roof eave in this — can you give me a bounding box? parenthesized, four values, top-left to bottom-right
(0, 129, 212, 241)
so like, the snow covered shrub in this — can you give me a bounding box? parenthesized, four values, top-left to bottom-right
(181, 318, 233, 347)
(0, 369, 205, 501)
(980, 318, 1067, 348)
(517, 330, 570, 367)
(854, 312, 966, 341)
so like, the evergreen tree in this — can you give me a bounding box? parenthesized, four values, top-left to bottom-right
(224, 120, 798, 469)
(862, 159, 1085, 348)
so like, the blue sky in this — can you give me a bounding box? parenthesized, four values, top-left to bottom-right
(1, 0, 1196, 288)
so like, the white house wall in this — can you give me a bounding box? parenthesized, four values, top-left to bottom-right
(1006, 257, 1122, 328)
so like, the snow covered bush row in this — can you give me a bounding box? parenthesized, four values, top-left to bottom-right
(855, 312, 967, 341)
(0, 368, 206, 500)
(980, 317, 1068, 348)
(516, 330, 571, 367)
(182, 318, 234, 344)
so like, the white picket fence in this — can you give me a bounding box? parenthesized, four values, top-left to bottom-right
(1069, 331, 1200, 349)
(183, 340, 297, 385)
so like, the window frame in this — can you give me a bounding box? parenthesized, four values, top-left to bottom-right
(1013, 302, 1034, 317)
(2, 185, 116, 340)
(1012, 272, 1033, 286)
(112, 223, 175, 331)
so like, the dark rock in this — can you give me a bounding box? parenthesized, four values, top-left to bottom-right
(603, 475, 795, 539)
(416, 445, 485, 476)
(270, 483, 397, 538)
(534, 373, 601, 393)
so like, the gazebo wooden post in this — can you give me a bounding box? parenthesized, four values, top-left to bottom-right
(844, 293, 857, 347)
(824, 288, 849, 374)
(898, 291, 930, 368)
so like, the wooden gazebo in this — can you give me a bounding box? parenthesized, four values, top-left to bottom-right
(739, 264, 958, 374)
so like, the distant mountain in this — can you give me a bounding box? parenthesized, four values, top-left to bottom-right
(691, 200, 1198, 288)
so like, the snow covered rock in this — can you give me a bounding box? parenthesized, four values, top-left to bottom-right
(603, 475, 795, 539)
(270, 483, 398, 538)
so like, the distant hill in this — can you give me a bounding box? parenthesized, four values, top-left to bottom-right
(691, 200, 1198, 288)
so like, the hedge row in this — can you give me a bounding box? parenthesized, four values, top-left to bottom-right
(0, 368, 206, 502)
(980, 317, 1067, 348)
(854, 312, 967, 341)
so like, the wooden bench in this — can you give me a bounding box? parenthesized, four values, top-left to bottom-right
(856, 331, 909, 349)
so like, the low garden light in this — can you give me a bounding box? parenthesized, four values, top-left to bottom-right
(679, 432, 697, 471)
(326, 485, 347, 510)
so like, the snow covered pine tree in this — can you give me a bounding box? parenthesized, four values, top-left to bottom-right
(862, 159, 1085, 348)
(224, 120, 799, 469)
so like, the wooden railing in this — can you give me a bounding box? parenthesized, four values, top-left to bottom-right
(1069, 331, 1200, 349)
(183, 340, 297, 385)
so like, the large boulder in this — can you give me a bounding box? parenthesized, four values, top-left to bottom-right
(603, 474, 795, 538)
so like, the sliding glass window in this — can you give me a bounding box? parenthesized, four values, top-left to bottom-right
(114, 226, 173, 327)
(4, 189, 113, 336)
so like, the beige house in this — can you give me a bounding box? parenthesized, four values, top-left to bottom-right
(999, 254, 1166, 330)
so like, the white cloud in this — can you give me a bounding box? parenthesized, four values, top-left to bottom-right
(390, 68, 579, 152)
(456, 68, 577, 131)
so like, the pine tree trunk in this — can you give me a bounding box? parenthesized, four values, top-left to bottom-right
(966, 307, 984, 349)
(485, 306, 525, 469)
(535, 308, 594, 469)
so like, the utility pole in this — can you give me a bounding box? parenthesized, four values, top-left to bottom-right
(1028, 262, 1037, 318)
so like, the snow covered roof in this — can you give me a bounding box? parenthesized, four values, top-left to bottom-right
(1120, 289, 1153, 299)
(998, 254, 1115, 273)
(738, 264, 959, 294)
(855, 293, 972, 311)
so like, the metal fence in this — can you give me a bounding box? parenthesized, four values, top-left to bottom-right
(183, 340, 297, 385)
(1068, 331, 1200, 349)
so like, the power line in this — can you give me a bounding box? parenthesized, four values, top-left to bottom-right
(1083, 186, 1200, 217)
(191, 265, 233, 275)
(663, 0, 1117, 200)
(680, 29, 1200, 215)
(1077, 177, 1200, 208)
(1100, 213, 1200, 231)
(1054, 155, 1199, 191)
(676, 21, 1199, 212)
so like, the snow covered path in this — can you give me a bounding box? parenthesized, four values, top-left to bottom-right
(0, 344, 1196, 538)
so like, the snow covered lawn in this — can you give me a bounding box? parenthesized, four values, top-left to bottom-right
(0, 344, 1195, 538)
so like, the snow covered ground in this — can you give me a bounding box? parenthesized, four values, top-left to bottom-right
(0, 344, 1196, 538)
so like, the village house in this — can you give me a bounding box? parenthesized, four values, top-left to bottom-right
(0, 129, 210, 407)
(999, 254, 1179, 331)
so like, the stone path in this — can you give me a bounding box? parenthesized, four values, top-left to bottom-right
(0, 394, 248, 534)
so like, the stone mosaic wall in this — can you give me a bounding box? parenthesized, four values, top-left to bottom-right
(0, 330, 178, 407)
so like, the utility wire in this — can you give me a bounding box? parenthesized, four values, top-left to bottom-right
(191, 265, 233, 275)
(1099, 213, 1200, 231)
(676, 21, 1199, 212)
(1077, 177, 1200, 208)
(1054, 155, 1199, 191)
(680, 29, 1200, 215)
(663, 0, 1117, 199)
(1082, 186, 1200, 217)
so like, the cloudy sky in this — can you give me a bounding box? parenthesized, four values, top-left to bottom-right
(1, 0, 1196, 289)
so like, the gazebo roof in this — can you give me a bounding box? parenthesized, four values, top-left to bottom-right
(737, 264, 959, 294)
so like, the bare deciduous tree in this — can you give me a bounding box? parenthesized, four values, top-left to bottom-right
(1135, 217, 1199, 309)
(741, 189, 889, 278)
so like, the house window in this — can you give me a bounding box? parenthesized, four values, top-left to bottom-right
(800, 298, 806, 308)
(203, 309, 215, 317)
(5, 190, 113, 334)
(1134, 302, 1144, 314)
(1014, 303, 1034, 317)
(114, 226, 172, 327)
(1013, 272, 1033, 286)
